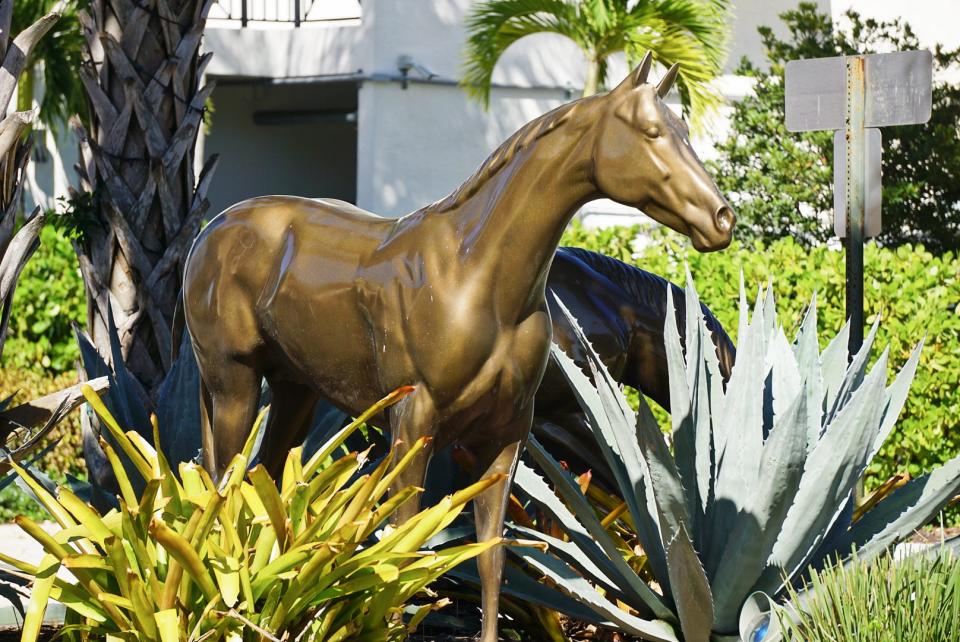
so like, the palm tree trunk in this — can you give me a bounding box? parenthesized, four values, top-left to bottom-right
(583, 56, 603, 97)
(73, 0, 219, 401)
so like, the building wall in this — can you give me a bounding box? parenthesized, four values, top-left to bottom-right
(25, 0, 960, 218)
(202, 81, 358, 216)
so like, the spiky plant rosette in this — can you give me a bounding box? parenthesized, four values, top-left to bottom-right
(0, 386, 500, 642)
(506, 273, 960, 642)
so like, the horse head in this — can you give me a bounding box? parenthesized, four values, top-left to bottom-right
(591, 52, 735, 251)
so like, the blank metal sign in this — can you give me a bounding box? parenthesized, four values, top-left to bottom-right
(785, 50, 933, 132)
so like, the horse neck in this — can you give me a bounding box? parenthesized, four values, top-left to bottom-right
(450, 125, 599, 313)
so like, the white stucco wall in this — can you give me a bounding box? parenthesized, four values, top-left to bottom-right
(23, 0, 960, 217)
(203, 17, 369, 79)
(354, 81, 569, 215)
(349, 0, 585, 214)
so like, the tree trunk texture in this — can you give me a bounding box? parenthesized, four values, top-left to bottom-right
(73, 0, 218, 401)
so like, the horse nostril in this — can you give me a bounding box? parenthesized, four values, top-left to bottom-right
(715, 205, 735, 232)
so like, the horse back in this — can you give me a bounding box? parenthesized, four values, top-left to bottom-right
(183, 196, 397, 410)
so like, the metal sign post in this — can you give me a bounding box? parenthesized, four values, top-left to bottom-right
(845, 56, 866, 356)
(785, 50, 932, 359)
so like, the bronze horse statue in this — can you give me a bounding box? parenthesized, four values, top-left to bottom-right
(181, 56, 734, 642)
(537, 246, 736, 489)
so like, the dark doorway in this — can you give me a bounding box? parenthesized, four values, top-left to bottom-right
(203, 79, 358, 216)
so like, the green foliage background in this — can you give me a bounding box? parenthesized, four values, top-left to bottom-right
(4, 225, 86, 373)
(0, 226, 86, 521)
(708, 3, 960, 253)
(561, 223, 960, 495)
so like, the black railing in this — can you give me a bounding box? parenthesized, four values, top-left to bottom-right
(211, 0, 360, 26)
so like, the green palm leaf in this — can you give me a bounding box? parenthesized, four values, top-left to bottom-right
(463, 0, 731, 124)
(12, 0, 85, 130)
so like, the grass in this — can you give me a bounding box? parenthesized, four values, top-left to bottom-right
(781, 549, 960, 642)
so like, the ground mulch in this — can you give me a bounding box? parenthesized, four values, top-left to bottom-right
(0, 626, 57, 641)
(910, 526, 960, 544)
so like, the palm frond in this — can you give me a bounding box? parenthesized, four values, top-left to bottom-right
(623, 0, 731, 124)
(462, 0, 589, 106)
(463, 0, 732, 125)
(12, 0, 86, 131)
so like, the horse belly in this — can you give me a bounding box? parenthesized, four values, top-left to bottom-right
(262, 275, 383, 414)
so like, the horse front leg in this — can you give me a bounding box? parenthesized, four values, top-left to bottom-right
(467, 408, 533, 642)
(388, 388, 438, 525)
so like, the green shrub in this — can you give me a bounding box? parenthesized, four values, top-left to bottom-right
(2, 386, 499, 642)
(0, 484, 50, 523)
(781, 551, 960, 642)
(0, 368, 85, 479)
(561, 223, 960, 496)
(5, 224, 85, 374)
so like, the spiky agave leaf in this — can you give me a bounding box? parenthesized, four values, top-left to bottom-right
(512, 274, 955, 640)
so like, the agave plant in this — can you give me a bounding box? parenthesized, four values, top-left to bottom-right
(0, 385, 500, 642)
(507, 275, 960, 641)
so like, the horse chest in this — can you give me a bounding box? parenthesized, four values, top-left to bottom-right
(437, 308, 552, 426)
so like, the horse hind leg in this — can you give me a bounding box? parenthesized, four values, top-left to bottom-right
(465, 410, 532, 642)
(199, 360, 261, 480)
(387, 389, 437, 526)
(258, 379, 321, 479)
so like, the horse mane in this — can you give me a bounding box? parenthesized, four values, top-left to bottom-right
(424, 99, 587, 214)
(559, 246, 737, 375)
(558, 246, 672, 312)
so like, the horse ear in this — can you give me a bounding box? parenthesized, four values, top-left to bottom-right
(631, 51, 654, 86)
(613, 51, 653, 93)
(657, 62, 680, 98)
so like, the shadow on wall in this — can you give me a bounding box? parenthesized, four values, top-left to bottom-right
(203, 79, 359, 216)
(363, 82, 572, 217)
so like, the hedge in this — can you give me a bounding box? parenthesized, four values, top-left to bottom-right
(5, 224, 86, 373)
(1, 222, 957, 509)
(0, 368, 85, 478)
(561, 222, 960, 491)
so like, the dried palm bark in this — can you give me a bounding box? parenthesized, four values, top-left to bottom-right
(0, 4, 116, 461)
(72, 0, 218, 399)
(0, 2, 59, 361)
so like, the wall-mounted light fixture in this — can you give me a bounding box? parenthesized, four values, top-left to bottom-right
(396, 55, 437, 90)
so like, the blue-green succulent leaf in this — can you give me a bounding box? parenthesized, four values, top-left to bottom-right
(758, 351, 889, 595)
(523, 439, 673, 618)
(819, 320, 851, 414)
(666, 286, 696, 528)
(513, 458, 640, 602)
(666, 522, 713, 642)
(710, 386, 810, 629)
(509, 525, 622, 596)
(833, 452, 960, 562)
(513, 546, 680, 642)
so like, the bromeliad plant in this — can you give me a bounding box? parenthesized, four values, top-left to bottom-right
(0, 385, 500, 642)
(508, 276, 960, 642)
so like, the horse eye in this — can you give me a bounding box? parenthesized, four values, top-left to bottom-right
(645, 125, 661, 138)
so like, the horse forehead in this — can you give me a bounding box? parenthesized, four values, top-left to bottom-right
(614, 89, 664, 126)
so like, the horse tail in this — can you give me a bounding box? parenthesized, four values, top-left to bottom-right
(700, 301, 737, 384)
(171, 289, 186, 363)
